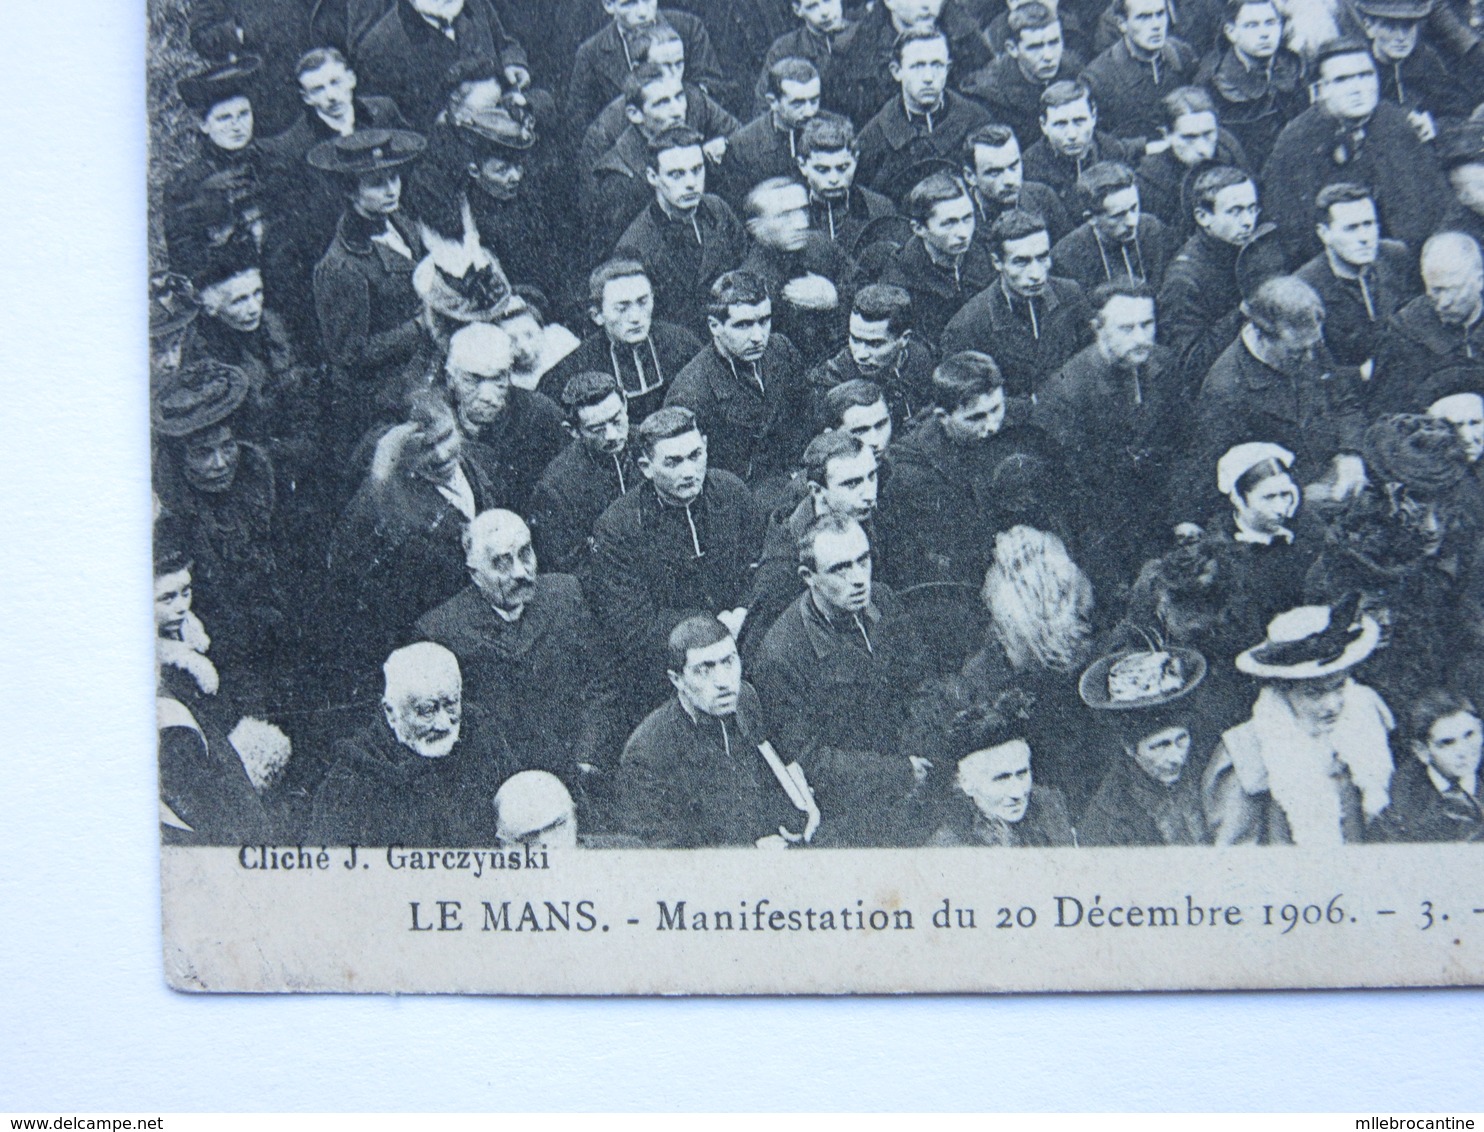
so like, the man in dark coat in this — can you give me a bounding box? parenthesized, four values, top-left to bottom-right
(1261, 38, 1449, 261)
(879, 351, 1058, 586)
(415, 510, 621, 793)
(615, 615, 806, 847)
(718, 57, 822, 207)
(586, 66, 695, 258)
(738, 179, 855, 365)
(528, 372, 641, 574)
(880, 172, 998, 345)
(1135, 85, 1250, 247)
(962, 125, 1073, 248)
(664, 271, 813, 495)
(751, 515, 933, 846)
(1373, 690, 1484, 842)
(259, 48, 411, 269)
(586, 406, 763, 716)
(614, 126, 747, 334)
(354, 0, 530, 129)
(744, 431, 883, 657)
(806, 283, 936, 430)
(327, 394, 508, 698)
(794, 113, 898, 251)
(1051, 160, 1172, 290)
(854, 29, 991, 197)
(1193, 0, 1306, 170)
(1188, 275, 1368, 517)
(1080, 0, 1198, 140)
(1156, 164, 1258, 391)
(1358, 0, 1479, 133)
(566, 5, 724, 131)
(1032, 281, 1182, 580)
(539, 259, 703, 422)
(1295, 181, 1419, 371)
(961, 3, 1085, 151)
(310, 642, 516, 845)
(1374, 231, 1484, 413)
(1439, 123, 1484, 251)
(1022, 79, 1144, 207)
(941, 209, 1094, 410)
(309, 128, 428, 450)
(831, 0, 990, 127)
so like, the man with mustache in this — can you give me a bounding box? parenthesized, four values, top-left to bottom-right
(310, 642, 517, 845)
(416, 509, 621, 797)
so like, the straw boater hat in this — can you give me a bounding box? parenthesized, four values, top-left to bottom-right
(151, 359, 249, 437)
(1079, 643, 1207, 711)
(1234, 595, 1380, 680)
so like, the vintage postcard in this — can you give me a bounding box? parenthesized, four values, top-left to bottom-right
(150, 0, 1483, 994)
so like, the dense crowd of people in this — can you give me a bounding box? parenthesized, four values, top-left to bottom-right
(151, 0, 1484, 849)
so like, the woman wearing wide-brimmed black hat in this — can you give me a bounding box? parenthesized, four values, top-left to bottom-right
(308, 127, 429, 455)
(1202, 596, 1396, 845)
(1077, 643, 1212, 846)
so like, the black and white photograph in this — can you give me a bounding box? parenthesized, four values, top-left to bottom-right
(139, 0, 1484, 996)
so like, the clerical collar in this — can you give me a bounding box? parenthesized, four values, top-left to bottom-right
(903, 95, 945, 130)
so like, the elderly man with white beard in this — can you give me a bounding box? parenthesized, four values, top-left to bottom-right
(311, 642, 515, 845)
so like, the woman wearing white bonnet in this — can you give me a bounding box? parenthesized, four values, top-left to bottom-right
(1202, 593, 1395, 845)
(1213, 441, 1324, 630)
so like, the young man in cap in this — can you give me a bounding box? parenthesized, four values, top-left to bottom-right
(309, 127, 429, 450)
(614, 125, 747, 334)
(806, 283, 936, 432)
(415, 509, 621, 796)
(879, 171, 997, 345)
(1194, 0, 1305, 170)
(663, 270, 812, 500)
(1051, 160, 1171, 291)
(527, 371, 641, 574)
(538, 259, 702, 422)
(941, 208, 1093, 412)
(1261, 37, 1448, 260)
(1295, 182, 1419, 371)
(585, 406, 763, 718)
(1356, 0, 1478, 139)
(1080, 0, 1198, 141)
(963, 3, 1084, 152)
(615, 615, 811, 848)
(854, 29, 991, 197)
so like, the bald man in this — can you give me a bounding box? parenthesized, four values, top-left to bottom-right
(440, 322, 567, 512)
(1377, 233, 1484, 414)
(494, 770, 579, 849)
(310, 642, 516, 845)
(1430, 392, 1484, 465)
(415, 509, 621, 798)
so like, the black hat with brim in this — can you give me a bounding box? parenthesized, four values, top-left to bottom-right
(1353, 0, 1434, 19)
(149, 273, 200, 340)
(151, 359, 249, 437)
(307, 128, 428, 176)
(177, 55, 261, 114)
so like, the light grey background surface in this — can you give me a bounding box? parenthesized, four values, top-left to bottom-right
(2, 2, 1482, 1112)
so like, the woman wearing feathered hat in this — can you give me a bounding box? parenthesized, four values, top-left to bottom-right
(1078, 640, 1211, 846)
(1202, 594, 1396, 845)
